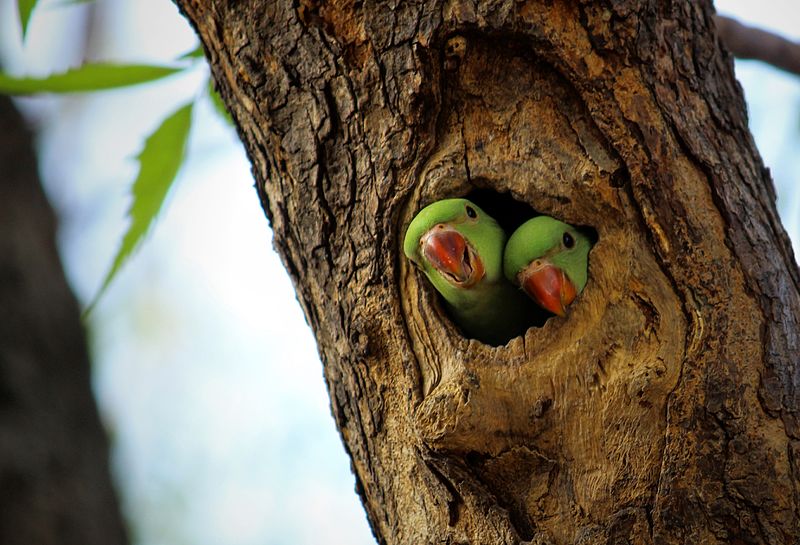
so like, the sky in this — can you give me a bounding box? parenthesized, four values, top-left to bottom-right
(0, 1, 798, 544)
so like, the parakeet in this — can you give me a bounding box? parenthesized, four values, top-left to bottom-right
(404, 198, 540, 345)
(503, 216, 592, 317)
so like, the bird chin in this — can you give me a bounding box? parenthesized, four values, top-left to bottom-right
(445, 245, 484, 288)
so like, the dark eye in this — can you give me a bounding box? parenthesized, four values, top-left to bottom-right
(465, 205, 477, 219)
(563, 232, 575, 248)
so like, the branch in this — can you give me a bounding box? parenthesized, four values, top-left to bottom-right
(715, 15, 800, 77)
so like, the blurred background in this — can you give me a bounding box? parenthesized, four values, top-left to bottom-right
(0, 1, 797, 544)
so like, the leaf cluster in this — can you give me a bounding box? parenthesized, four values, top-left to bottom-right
(4, 1, 235, 313)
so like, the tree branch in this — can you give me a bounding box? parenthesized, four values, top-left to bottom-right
(716, 14, 800, 77)
(0, 96, 128, 545)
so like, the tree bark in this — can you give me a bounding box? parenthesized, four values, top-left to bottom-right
(174, 1, 800, 543)
(0, 97, 128, 545)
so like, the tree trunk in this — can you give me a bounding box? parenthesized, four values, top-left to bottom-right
(174, 1, 800, 543)
(0, 97, 128, 545)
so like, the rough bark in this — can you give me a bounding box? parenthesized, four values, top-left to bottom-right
(174, 1, 800, 543)
(0, 97, 128, 545)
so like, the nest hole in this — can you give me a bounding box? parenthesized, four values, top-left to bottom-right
(464, 188, 538, 235)
(442, 187, 598, 346)
(465, 188, 598, 244)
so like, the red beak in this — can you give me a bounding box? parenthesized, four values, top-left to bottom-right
(421, 225, 483, 286)
(520, 260, 577, 317)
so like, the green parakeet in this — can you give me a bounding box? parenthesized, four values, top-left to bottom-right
(404, 198, 539, 345)
(504, 216, 592, 317)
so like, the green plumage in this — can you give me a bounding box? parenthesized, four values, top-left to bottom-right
(404, 198, 538, 345)
(504, 215, 592, 294)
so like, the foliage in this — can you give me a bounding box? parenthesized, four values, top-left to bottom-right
(0, 63, 182, 94)
(2, 7, 234, 313)
(87, 101, 194, 312)
(16, 0, 38, 39)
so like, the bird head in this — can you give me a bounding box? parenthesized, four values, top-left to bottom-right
(404, 198, 506, 302)
(503, 216, 591, 317)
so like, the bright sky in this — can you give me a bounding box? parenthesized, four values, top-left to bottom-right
(0, 1, 798, 544)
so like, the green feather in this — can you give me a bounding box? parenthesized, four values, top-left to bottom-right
(504, 215, 592, 293)
(404, 198, 539, 345)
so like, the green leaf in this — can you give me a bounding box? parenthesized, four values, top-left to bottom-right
(207, 79, 233, 126)
(17, 0, 38, 39)
(86, 102, 194, 315)
(179, 45, 205, 60)
(0, 63, 183, 95)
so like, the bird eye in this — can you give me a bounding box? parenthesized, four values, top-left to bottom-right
(563, 232, 575, 248)
(465, 205, 477, 219)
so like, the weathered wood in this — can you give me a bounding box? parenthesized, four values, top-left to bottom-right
(174, 1, 800, 543)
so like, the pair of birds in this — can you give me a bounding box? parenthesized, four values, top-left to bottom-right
(404, 198, 591, 345)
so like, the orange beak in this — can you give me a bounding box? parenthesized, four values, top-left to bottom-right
(421, 225, 483, 287)
(520, 260, 577, 317)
